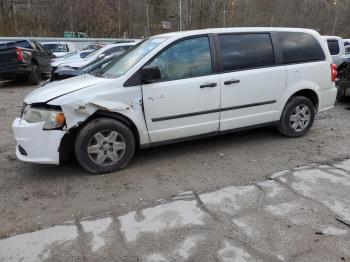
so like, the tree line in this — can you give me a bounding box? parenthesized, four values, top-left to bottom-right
(0, 0, 349, 38)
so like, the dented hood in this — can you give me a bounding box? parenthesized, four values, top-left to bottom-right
(24, 74, 107, 104)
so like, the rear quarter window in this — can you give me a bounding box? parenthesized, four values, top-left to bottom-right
(327, 40, 340, 55)
(278, 32, 325, 64)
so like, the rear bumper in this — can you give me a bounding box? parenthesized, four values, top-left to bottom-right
(0, 64, 32, 79)
(12, 118, 66, 165)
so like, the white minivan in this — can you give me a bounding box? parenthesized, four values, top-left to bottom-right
(13, 28, 337, 174)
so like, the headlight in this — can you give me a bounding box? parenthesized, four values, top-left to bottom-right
(23, 106, 66, 130)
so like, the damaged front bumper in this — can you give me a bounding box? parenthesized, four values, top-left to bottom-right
(12, 118, 66, 164)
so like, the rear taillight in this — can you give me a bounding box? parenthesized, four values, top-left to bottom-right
(16, 47, 23, 62)
(331, 63, 337, 82)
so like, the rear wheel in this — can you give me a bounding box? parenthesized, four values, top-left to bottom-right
(28, 63, 41, 85)
(278, 96, 315, 137)
(75, 118, 136, 174)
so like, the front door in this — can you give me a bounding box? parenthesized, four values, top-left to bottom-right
(142, 36, 221, 143)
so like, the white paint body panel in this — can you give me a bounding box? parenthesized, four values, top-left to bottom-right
(142, 75, 221, 142)
(12, 118, 65, 164)
(13, 27, 337, 165)
(322, 36, 345, 67)
(219, 66, 286, 130)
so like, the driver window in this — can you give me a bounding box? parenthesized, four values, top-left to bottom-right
(149, 36, 212, 81)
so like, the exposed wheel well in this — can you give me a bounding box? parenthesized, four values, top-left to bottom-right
(88, 111, 140, 147)
(290, 89, 319, 112)
(59, 111, 141, 164)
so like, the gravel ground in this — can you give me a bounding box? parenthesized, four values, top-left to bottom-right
(1, 82, 350, 239)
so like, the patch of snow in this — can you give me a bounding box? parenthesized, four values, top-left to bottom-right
(324, 200, 350, 224)
(321, 226, 348, 236)
(333, 159, 350, 172)
(143, 253, 168, 262)
(118, 200, 205, 242)
(80, 217, 113, 252)
(0, 225, 78, 262)
(216, 240, 252, 262)
(199, 186, 258, 216)
(265, 202, 296, 217)
(232, 218, 255, 238)
(270, 170, 291, 180)
(173, 235, 204, 259)
(257, 180, 285, 198)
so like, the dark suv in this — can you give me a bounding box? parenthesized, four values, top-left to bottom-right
(0, 40, 52, 84)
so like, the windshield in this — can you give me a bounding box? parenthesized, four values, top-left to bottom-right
(43, 43, 67, 52)
(97, 37, 168, 78)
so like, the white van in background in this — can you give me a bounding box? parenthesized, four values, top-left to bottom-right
(41, 42, 77, 57)
(13, 28, 337, 174)
(323, 36, 346, 66)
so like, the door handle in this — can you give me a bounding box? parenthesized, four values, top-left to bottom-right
(200, 83, 217, 88)
(224, 79, 240, 85)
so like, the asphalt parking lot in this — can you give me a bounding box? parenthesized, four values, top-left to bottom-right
(1, 81, 350, 245)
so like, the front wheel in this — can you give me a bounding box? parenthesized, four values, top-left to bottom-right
(75, 118, 136, 174)
(278, 96, 315, 137)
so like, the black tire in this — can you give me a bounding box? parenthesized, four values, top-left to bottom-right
(75, 118, 136, 174)
(278, 96, 315, 138)
(28, 63, 41, 85)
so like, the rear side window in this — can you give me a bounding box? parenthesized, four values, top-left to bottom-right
(218, 33, 275, 72)
(327, 40, 340, 55)
(278, 32, 325, 64)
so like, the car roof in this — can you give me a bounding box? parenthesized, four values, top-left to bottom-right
(42, 42, 73, 45)
(153, 27, 321, 39)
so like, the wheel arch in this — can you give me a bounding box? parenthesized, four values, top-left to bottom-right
(87, 110, 141, 147)
(58, 110, 142, 164)
(278, 84, 320, 117)
(289, 89, 319, 112)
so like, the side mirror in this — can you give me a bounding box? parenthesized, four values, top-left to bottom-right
(141, 65, 161, 83)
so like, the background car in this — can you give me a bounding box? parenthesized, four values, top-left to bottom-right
(51, 42, 136, 70)
(323, 35, 346, 66)
(0, 40, 51, 84)
(83, 43, 106, 50)
(41, 41, 77, 57)
(51, 52, 124, 81)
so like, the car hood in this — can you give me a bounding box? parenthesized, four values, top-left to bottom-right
(52, 52, 68, 57)
(24, 74, 107, 104)
(59, 60, 88, 68)
(51, 57, 84, 67)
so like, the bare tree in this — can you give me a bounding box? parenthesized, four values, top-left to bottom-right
(0, 0, 349, 38)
